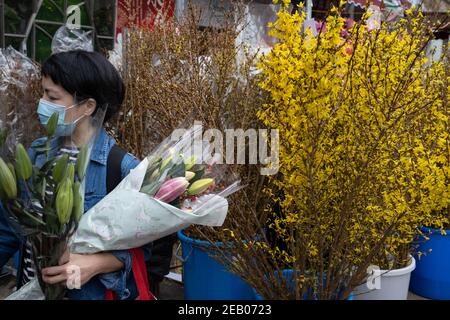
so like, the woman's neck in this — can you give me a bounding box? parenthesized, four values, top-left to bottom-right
(64, 118, 96, 148)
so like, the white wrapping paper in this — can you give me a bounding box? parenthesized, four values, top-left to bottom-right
(70, 157, 229, 254)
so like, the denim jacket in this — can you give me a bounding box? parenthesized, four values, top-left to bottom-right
(0, 128, 152, 300)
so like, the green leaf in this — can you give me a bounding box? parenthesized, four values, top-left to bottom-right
(143, 168, 161, 186)
(41, 158, 58, 174)
(46, 112, 58, 137)
(146, 157, 162, 173)
(75, 145, 89, 181)
(140, 180, 163, 197)
(52, 154, 69, 183)
(20, 208, 46, 227)
(167, 162, 186, 179)
(190, 164, 206, 172)
(15, 144, 33, 181)
(189, 167, 206, 183)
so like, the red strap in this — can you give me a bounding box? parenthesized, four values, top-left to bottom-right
(130, 248, 156, 300)
(105, 248, 156, 300)
(105, 289, 115, 300)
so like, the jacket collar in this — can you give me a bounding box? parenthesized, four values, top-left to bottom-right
(89, 127, 115, 166)
(34, 127, 114, 166)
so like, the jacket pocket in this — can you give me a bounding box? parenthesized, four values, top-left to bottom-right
(84, 194, 105, 212)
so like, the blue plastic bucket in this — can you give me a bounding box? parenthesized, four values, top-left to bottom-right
(252, 269, 353, 300)
(177, 230, 255, 300)
(410, 226, 450, 300)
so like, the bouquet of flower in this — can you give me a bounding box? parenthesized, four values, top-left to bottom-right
(0, 108, 103, 300)
(71, 124, 242, 254)
(1, 29, 102, 300)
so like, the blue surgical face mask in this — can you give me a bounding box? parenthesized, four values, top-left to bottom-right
(37, 99, 85, 137)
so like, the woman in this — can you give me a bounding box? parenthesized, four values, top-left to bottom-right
(0, 50, 152, 300)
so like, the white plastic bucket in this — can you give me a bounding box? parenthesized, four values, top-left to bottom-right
(352, 256, 416, 300)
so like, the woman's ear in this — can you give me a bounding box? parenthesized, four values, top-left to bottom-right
(84, 98, 97, 116)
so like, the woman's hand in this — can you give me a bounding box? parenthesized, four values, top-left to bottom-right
(42, 252, 124, 287)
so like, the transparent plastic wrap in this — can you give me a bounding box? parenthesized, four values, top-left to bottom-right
(5, 278, 44, 300)
(1, 104, 107, 300)
(0, 46, 43, 154)
(236, 2, 278, 53)
(108, 33, 123, 72)
(234, 2, 282, 79)
(51, 26, 94, 54)
(71, 124, 244, 254)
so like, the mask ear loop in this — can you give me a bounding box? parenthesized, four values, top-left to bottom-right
(65, 92, 91, 118)
(67, 92, 89, 110)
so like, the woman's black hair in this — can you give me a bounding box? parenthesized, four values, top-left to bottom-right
(41, 50, 125, 123)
